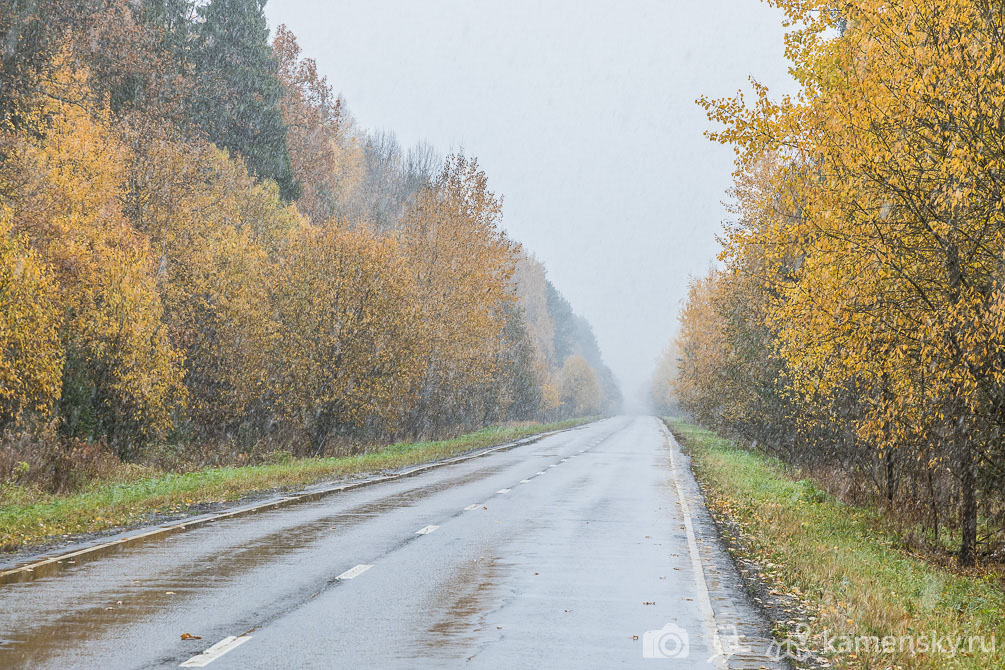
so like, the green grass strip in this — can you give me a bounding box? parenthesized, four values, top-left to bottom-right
(666, 419, 1004, 670)
(0, 418, 592, 552)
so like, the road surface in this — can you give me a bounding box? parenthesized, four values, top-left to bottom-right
(0, 416, 785, 668)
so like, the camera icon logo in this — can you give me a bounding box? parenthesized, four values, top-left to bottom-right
(643, 622, 690, 659)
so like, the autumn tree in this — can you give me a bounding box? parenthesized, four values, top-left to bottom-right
(511, 252, 564, 417)
(0, 221, 63, 428)
(559, 355, 603, 417)
(698, 0, 1005, 564)
(268, 222, 422, 450)
(398, 154, 520, 435)
(127, 134, 300, 437)
(273, 25, 364, 225)
(513, 253, 557, 366)
(479, 302, 543, 423)
(70, 0, 179, 119)
(3, 64, 184, 449)
(0, 0, 90, 129)
(649, 341, 680, 417)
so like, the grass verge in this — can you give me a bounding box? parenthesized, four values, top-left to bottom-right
(0, 418, 593, 553)
(666, 419, 1004, 670)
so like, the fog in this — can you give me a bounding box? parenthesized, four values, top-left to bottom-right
(264, 0, 798, 407)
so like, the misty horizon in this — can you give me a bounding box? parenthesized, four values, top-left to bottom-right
(264, 0, 800, 405)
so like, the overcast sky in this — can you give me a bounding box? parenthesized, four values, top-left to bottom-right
(264, 0, 797, 406)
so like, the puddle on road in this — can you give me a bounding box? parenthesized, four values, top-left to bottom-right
(0, 464, 508, 669)
(415, 519, 546, 664)
(420, 554, 506, 662)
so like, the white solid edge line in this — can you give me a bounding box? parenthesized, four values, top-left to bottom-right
(464, 504, 480, 511)
(336, 564, 373, 580)
(179, 635, 253, 667)
(659, 422, 727, 670)
(496, 488, 511, 494)
(415, 525, 439, 535)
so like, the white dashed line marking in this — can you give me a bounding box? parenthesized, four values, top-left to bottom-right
(496, 488, 511, 494)
(336, 564, 373, 580)
(536, 471, 545, 475)
(415, 525, 439, 535)
(548, 464, 558, 468)
(520, 479, 531, 483)
(464, 504, 480, 511)
(179, 635, 252, 667)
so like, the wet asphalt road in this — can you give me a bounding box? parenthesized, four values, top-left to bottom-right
(0, 416, 786, 669)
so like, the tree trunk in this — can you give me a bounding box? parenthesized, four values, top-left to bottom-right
(886, 448, 896, 502)
(928, 465, 939, 547)
(958, 436, 977, 566)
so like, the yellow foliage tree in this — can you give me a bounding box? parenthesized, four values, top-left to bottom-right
(700, 0, 1005, 564)
(398, 154, 521, 434)
(127, 133, 301, 434)
(649, 341, 679, 416)
(559, 355, 603, 417)
(671, 273, 728, 424)
(513, 252, 557, 366)
(268, 222, 423, 450)
(5, 64, 183, 447)
(0, 221, 63, 426)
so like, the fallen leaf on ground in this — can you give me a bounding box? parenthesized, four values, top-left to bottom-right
(180, 633, 202, 640)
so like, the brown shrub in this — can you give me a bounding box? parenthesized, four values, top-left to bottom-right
(0, 428, 121, 494)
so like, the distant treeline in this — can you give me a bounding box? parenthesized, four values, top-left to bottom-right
(0, 0, 620, 470)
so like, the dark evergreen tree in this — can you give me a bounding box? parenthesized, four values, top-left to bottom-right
(191, 0, 300, 200)
(497, 303, 543, 421)
(545, 280, 577, 365)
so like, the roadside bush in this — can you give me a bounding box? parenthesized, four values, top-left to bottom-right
(0, 428, 121, 495)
